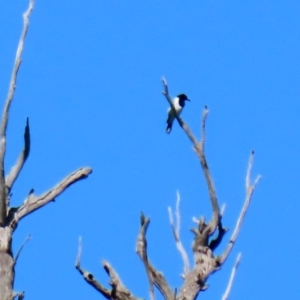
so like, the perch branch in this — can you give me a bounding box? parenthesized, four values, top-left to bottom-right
(222, 253, 242, 300)
(136, 213, 173, 300)
(168, 191, 190, 277)
(219, 151, 261, 264)
(162, 78, 219, 234)
(162, 78, 198, 145)
(0, 0, 34, 226)
(14, 167, 92, 223)
(75, 237, 111, 299)
(6, 118, 30, 192)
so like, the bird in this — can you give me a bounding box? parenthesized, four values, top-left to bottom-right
(166, 94, 190, 133)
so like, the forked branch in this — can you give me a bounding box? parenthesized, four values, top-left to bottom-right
(77, 80, 260, 300)
(161, 79, 260, 299)
(76, 237, 139, 300)
(75, 237, 111, 299)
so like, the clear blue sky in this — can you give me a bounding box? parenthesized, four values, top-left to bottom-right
(1, 1, 300, 299)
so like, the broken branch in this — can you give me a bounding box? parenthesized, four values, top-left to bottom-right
(136, 213, 173, 300)
(6, 118, 30, 192)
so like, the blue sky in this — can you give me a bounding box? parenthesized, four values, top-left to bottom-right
(1, 1, 300, 299)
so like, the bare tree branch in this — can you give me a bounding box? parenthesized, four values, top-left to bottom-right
(219, 151, 261, 264)
(0, 0, 34, 226)
(162, 78, 219, 235)
(136, 214, 155, 300)
(196, 106, 219, 232)
(222, 253, 242, 300)
(161, 79, 260, 299)
(6, 118, 30, 192)
(13, 167, 92, 223)
(200, 106, 208, 150)
(75, 236, 83, 268)
(14, 234, 31, 266)
(103, 261, 139, 300)
(162, 78, 198, 146)
(76, 79, 260, 300)
(168, 191, 190, 277)
(136, 213, 173, 300)
(75, 237, 111, 299)
(76, 237, 140, 300)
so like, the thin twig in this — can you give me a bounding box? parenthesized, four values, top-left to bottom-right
(219, 151, 261, 264)
(14, 234, 31, 266)
(0, 0, 34, 226)
(14, 167, 92, 223)
(222, 253, 242, 300)
(168, 191, 190, 277)
(200, 106, 209, 150)
(75, 236, 82, 268)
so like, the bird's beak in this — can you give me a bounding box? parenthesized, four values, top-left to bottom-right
(187, 99, 191, 101)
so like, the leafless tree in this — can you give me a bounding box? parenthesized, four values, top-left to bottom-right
(75, 78, 260, 300)
(3, 1, 260, 299)
(0, 2, 92, 299)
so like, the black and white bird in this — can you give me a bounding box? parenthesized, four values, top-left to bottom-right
(166, 94, 190, 134)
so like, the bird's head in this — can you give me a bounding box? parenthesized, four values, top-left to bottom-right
(177, 94, 190, 102)
(177, 94, 190, 106)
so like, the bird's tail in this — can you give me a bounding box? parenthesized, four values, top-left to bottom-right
(166, 122, 172, 134)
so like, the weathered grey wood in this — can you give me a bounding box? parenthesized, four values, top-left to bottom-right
(75, 238, 141, 300)
(0, 1, 92, 298)
(0, 227, 14, 300)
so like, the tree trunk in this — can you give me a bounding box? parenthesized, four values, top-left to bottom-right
(0, 227, 14, 300)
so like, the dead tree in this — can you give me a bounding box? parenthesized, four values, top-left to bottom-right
(75, 78, 260, 300)
(0, 2, 92, 299)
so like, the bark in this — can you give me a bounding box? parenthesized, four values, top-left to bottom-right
(0, 227, 14, 300)
(0, 1, 92, 298)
